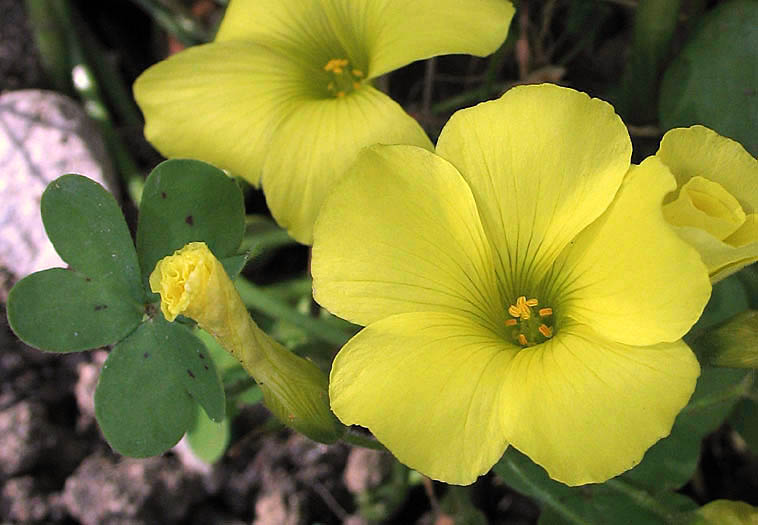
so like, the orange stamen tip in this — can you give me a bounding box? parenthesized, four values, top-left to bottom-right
(518, 334, 528, 346)
(539, 307, 553, 317)
(352, 69, 364, 77)
(336, 91, 345, 97)
(538, 324, 553, 338)
(505, 319, 518, 327)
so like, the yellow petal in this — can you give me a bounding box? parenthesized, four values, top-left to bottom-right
(262, 87, 432, 244)
(671, 216, 758, 283)
(548, 156, 711, 346)
(323, 0, 515, 78)
(329, 312, 515, 485)
(657, 126, 758, 213)
(311, 144, 500, 328)
(436, 84, 632, 299)
(499, 321, 699, 486)
(663, 176, 746, 240)
(216, 0, 514, 80)
(134, 41, 308, 187)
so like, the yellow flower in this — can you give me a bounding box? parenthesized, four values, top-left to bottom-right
(696, 499, 758, 525)
(150, 242, 341, 443)
(656, 125, 758, 283)
(133, 0, 515, 244)
(311, 84, 712, 485)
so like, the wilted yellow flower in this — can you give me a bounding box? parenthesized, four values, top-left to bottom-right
(656, 126, 757, 282)
(134, 0, 515, 244)
(312, 84, 711, 485)
(696, 499, 758, 525)
(150, 242, 341, 443)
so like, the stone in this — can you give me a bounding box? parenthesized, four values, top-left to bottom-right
(0, 89, 116, 298)
(0, 399, 57, 478)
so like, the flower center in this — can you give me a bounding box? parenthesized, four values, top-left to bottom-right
(505, 295, 554, 347)
(324, 58, 364, 97)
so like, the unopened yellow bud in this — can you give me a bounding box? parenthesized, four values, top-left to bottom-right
(150, 242, 342, 443)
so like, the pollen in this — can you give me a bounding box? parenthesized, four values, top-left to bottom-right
(324, 57, 364, 98)
(506, 295, 555, 347)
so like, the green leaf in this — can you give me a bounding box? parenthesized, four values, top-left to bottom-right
(221, 253, 249, 280)
(136, 159, 245, 293)
(94, 317, 225, 457)
(494, 449, 697, 525)
(186, 404, 230, 464)
(620, 367, 751, 492)
(659, 0, 758, 156)
(7, 268, 142, 352)
(41, 174, 143, 304)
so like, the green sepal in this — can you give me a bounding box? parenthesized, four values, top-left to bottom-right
(691, 310, 758, 368)
(7, 268, 142, 352)
(659, 0, 758, 156)
(94, 316, 225, 457)
(136, 158, 245, 295)
(40, 174, 144, 304)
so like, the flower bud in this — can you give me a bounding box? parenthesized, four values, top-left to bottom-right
(150, 242, 342, 443)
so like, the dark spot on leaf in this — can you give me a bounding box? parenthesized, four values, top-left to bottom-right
(198, 353, 205, 359)
(161, 191, 167, 199)
(204, 365, 209, 370)
(84, 277, 91, 282)
(187, 369, 195, 379)
(94, 304, 108, 311)
(185, 215, 194, 226)
(143, 352, 150, 359)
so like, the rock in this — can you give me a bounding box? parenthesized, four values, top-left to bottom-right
(73, 349, 107, 431)
(62, 452, 202, 525)
(343, 447, 392, 495)
(0, 476, 50, 523)
(0, 400, 57, 478)
(0, 89, 116, 299)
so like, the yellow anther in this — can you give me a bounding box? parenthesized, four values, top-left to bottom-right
(336, 91, 345, 97)
(518, 334, 528, 346)
(352, 69, 364, 77)
(525, 298, 538, 307)
(353, 82, 361, 90)
(509, 295, 540, 320)
(505, 318, 518, 327)
(538, 324, 553, 338)
(508, 304, 522, 318)
(324, 58, 349, 73)
(539, 307, 553, 317)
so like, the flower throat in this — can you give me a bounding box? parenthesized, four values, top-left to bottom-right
(324, 58, 364, 97)
(505, 295, 554, 347)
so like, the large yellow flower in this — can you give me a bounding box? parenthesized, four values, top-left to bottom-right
(133, 0, 514, 244)
(656, 125, 758, 283)
(311, 84, 712, 486)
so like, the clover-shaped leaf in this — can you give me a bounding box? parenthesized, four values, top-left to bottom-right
(7, 159, 247, 458)
(136, 158, 245, 296)
(95, 316, 225, 457)
(7, 175, 144, 351)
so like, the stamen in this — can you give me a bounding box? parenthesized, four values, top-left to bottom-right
(538, 324, 553, 338)
(518, 334, 528, 346)
(525, 298, 538, 307)
(539, 307, 553, 317)
(352, 69, 364, 77)
(508, 305, 521, 318)
(505, 319, 518, 327)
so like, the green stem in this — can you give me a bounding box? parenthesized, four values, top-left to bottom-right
(605, 479, 682, 524)
(129, 0, 210, 46)
(235, 277, 353, 348)
(25, 0, 70, 93)
(342, 429, 386, 451)
(57, 1, 144, 204)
